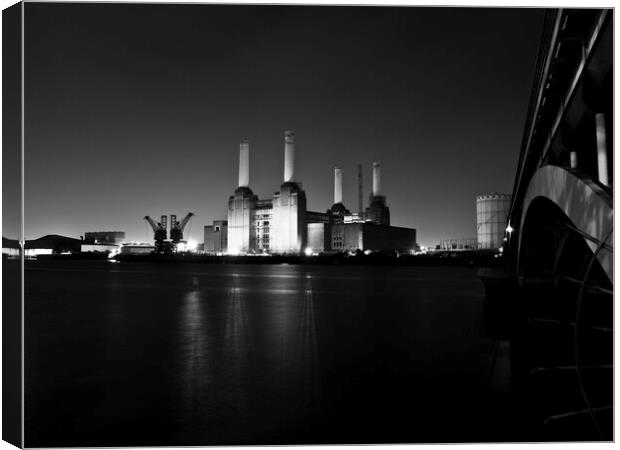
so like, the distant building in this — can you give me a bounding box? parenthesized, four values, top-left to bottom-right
(204, 220, 228, 254)
(439, 238, 478, 251)
(327, 223, 416, 254)
(120, 243, 155, 255)
(476, 193, 511, 249)
(25, 234, 81, 256)
(210, 131, 417, 255)
(307, 223, 332, 254)
(84, 231, 125, 245)
(80, 243, 118, 253)
(2, 237, 20, 257)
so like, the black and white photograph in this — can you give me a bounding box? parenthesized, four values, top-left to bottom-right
(1, 1, 615, 447)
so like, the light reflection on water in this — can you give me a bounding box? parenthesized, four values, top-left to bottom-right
(176, 272, 324, 431)
(274, 275, 322, 425)
(224, 286, 248, 361)
(297, 276, 321, 413)
(223, 284, 253, 414)
(179, 289, 210, 407)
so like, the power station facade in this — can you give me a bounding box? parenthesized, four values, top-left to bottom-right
(204, 131, 416, 255)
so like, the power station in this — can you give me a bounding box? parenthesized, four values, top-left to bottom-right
(205, 130, 417, 255)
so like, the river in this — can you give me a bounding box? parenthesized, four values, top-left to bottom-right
(21, 260, 515, 446)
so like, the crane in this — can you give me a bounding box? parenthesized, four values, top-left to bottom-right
(170, 212, 194, 244)
(144, 215, 169, 254)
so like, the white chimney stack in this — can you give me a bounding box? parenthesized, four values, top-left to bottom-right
(238, 139, 250, 188)
(372, 162, 381, 196)
(284, 130, 295, 182)
(334, 167, 343, 204)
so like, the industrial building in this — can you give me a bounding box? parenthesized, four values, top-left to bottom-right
(438, 238, 478, 251)
(81, 231, 125, 253)
(476, 193, 511, 249)
(204, 130, 417, 255)
(324, 223, 416, 254)
(120, 243, 156, 255)
(24, 235, 82, 257)
(436, 193, 510, 252)
(2, 237, 20, 258)
(204, 220, 228, 254)
(83, 231, 125, 245)
(80, 243, 119, 254)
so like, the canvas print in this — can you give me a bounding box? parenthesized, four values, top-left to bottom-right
(2, 2, 614, 447)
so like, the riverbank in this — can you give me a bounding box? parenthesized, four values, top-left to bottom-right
(35, 249, 504, 267)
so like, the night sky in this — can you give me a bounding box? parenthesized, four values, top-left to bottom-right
(19, 3, 544, 247)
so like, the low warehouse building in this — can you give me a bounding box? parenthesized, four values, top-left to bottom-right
(330, 223, 417, 254)
(25, 235, 82, 257)
(80, 243, 118, 253)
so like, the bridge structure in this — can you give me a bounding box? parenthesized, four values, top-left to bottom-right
(503, 9, 612, 441)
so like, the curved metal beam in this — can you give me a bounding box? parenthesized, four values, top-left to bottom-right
(518, 165, 613, 283)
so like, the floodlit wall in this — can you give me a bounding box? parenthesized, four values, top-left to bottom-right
(307, 223, 331, 253)
(227, 188, 256, 254)
(271, 182, 307, 254)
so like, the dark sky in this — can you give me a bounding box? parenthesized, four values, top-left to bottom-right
(20, 3, 544, 247)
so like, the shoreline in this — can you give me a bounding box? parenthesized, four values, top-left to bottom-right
(19, 250, 505, 268)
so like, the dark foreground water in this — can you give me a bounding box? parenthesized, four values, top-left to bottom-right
(21, 260, 515, 446)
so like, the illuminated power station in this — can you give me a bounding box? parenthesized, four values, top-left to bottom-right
(225, 131, 307, 255)
(271, 131, 307, 253)
(204, 131, 417, 255)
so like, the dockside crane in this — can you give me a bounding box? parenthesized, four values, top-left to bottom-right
(170, 212, 194, 244)
(144, 215, 169, 254)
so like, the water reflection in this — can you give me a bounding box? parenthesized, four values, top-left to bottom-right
(179, 290, 210, 408)
(297, 276, 321, 412)
(223, 283, 252, 413)
(225, 285, 251, 361)
(278, 275, 321, 426)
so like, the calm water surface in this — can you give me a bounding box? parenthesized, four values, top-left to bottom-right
(22, 260, 514, 446)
